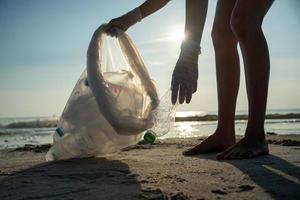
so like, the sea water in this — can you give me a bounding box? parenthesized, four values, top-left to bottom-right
(1, 109, 300, 150)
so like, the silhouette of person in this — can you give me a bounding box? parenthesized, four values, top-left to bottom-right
(105, 0, 274, 159)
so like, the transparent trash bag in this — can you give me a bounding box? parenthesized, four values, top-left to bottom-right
(46, 25, 159, 161)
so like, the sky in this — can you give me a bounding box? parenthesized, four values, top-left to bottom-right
(0, 0, 300, 118)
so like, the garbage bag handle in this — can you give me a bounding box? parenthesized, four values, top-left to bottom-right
(87, 25, 158, 134)
(116, 28, 159, 110)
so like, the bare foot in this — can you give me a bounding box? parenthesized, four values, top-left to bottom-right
(216, 135, 269, 160)
(183, 132, 235, 155)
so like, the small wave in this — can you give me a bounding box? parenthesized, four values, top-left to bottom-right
(175, 113, 300, 122)
(5, 120, 58, 129)
(265, 119, 300, 124)
(0, 129, 33, 135)
(1, 113, 300, 128)
(0, 127, 55, 135)
(234, 119, 300, 125)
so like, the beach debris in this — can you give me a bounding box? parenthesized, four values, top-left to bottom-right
(211, 189, 227, 195)
(11, 144, 51, 153)
(46, 25, 159, 161)
(268, 139, 300, 146)
(237, 185, 255, 192)
(144, 90, 177, 144)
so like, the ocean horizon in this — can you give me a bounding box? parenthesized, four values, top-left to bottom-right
(1, 108, 300, 150)
(1, 108, 300, 125)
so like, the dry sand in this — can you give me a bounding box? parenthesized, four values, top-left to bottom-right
(0, 135, 300, 200)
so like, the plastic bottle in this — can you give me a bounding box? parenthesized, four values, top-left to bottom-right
(143, 89, 177, 143)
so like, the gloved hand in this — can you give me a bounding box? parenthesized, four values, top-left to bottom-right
(105, 8, 142, 37)
(171, 40, 200, 104)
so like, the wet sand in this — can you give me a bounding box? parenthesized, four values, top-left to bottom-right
(0, 135, 300, 200)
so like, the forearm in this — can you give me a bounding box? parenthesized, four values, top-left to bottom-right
(184, 0, 208, 45)
(171, 0, 208, 104)
(139, 0, 170, 18)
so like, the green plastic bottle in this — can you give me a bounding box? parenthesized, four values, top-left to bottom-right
(144, 130, 157, 144)
(143, 90, 177, 144)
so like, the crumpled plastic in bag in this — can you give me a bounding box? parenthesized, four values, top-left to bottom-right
(46, 25, 158, 161)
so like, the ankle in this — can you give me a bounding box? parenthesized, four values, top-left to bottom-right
(215, 126, 235, 137)
(213, 129, 236, 143)
(245, 127, 266, 141)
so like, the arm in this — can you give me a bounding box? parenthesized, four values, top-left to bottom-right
(184, 0, 208, 44)
(139, 0, 170, 18)
(171, 0, 208, 104)
(106, 0, 170, 37)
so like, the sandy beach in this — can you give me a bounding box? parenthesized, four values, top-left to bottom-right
(0, 134, 300, 200)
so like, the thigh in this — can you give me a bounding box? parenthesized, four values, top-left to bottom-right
(213, 0, 237, 32)
(232, 0, 274, 25)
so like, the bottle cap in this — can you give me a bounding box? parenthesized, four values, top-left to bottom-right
(84, 79, 89, 86)
(56, 127, 64, 137)
(144, 130, 156, 144)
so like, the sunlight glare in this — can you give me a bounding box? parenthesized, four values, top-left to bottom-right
(169, 28, 185, 42)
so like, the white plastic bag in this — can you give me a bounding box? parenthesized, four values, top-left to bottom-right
(46, 25, 158, 161)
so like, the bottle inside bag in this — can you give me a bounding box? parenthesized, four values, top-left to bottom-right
(144, 89, 177, 144)
(104, 70, 144, 118)
(46, 26, 159, 161)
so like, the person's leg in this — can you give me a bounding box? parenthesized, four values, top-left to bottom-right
(183, 0, 239, 155)
(217, 0, 274, 159)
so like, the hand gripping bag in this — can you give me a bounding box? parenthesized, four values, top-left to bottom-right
(46, 25, 159, 161)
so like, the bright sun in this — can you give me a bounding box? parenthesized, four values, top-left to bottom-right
(169, 28, 185, 42)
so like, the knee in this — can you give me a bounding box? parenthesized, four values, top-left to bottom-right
(211, 23, 236, 48)
(230, 14, 262, 43)
(211, 25, 222, 46)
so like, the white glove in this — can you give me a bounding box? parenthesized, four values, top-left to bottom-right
(105, 8, 142, 37)
(171, 39, 201, 104)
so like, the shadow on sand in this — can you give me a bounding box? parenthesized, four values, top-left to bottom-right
(0, 157, 163, 200)
(194, 153, 300, 199)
